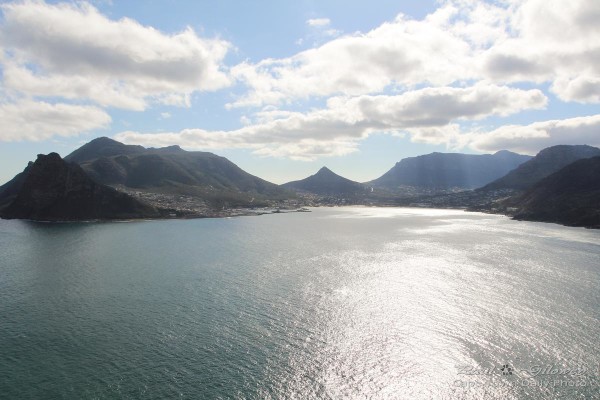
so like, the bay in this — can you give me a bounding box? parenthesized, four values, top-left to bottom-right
(1, 207, 599, 399)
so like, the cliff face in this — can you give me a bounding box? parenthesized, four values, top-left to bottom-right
(0, 153, 161, 221)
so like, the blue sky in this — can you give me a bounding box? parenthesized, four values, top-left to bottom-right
(0, 0, 599, 184)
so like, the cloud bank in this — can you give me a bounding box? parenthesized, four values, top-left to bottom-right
(0, 100, 111, 142)
(0, 0, 598, 158)
(1, 1, 231, 110)
(115, 84, 547, 160)
(0, 0, 230, 141)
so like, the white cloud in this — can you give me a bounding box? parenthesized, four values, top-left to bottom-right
(1, 0, 597, 159)
(476, 0, 600, 102)
(406, 124, 467, 149)
(323, 29, 341, 38)
(306, 18, 331, 27)
(468, 115, 600, 154)
(230, 0, 600, 107)
(115, 84, 546, 160)
(230, 6, 474, 108)
(0, 0, 231, 110)
(551, 76, 600, 104)
(0, 100, 111, 141)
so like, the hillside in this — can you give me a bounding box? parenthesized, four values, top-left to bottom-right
(0, 153, 161, 221)
(369, 151, 531, 191)
(510, 156, 600, 228)
(482, 145, 600, 191)
(65, 137, 291, 206)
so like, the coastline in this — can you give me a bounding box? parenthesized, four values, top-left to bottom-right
(0, 206, 312, 224)
(2, 203, 598, 230)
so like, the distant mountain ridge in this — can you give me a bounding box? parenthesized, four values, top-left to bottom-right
(2, 138, 599, 227)
(369, 151, 531, 191)
(66, 137, 290, 204)
(0, 153, 160, 221)
(482, 145, 600, 191)
(282, 167, 367, 196)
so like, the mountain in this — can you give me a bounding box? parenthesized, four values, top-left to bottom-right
(510, 156, 600, 228)
(482, 145, 600, 191)
(282, 167, 367, 196)
(369, 151, 531, 191)
(65, 137, 290, 205)
(0, 153, 161, 221)
(65, 136, 146, 163)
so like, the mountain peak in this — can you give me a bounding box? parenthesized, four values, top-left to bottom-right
(65, 137, 146, 163)
(153, 145, 185, 153)
(494, 150, 517, 156)
(89, 136, 119, 145)
(37, 152, 62, 162)
(536, 144, 599, 158)
(316, 166, 334, 175)
(283, 167, 364, 195)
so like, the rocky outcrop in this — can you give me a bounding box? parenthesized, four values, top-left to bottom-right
(0, 153, 161, 221)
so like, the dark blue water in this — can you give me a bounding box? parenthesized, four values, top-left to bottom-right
(1, 208, 599, 399)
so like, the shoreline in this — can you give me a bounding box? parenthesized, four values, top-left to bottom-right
(0, 206, 312, 224)
(1, 204, 597, 230)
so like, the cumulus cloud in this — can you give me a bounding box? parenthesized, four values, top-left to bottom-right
(230, 0, 600, 107)
(480, 0, 600, 103)
(551, 76, 600, 104)
(468, 115, 600, 154)
(0, 100, 111, 141)
(230, 5, 474, 108)
(0, 0, 231, 110)
(1, 0, 597, 157)
(115, 84, 546, 160)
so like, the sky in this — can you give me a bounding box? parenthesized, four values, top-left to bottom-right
(0, 0, 599, 185)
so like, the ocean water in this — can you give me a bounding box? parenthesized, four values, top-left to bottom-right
(0, 207, 599, 399)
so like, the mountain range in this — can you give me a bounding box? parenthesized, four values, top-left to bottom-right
(65, 137, 290, 206)
(482, 145, 600, 191)
(369, 151, 531, 191)
(0, 138, 598, 228)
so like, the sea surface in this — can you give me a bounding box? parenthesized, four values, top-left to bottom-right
(0, 207, 599, 399)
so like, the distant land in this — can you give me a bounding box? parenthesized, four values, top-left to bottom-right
(368, 151, 531, 191)
(402, 145, 600, 229)
(0, 138, 598, 228)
